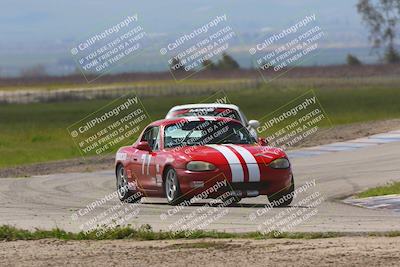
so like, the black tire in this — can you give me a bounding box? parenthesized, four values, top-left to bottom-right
(268, 176, 295, 207)
(116, 164, 142, 203)
(164, 167, 184, 205)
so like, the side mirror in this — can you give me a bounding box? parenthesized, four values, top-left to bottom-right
(248, 120, 260, 128)
(258, 137, 268, 146)
(136, 141, 152, 152)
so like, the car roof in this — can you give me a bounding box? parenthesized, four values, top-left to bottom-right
(149, 116, 243, 127)
(168, 103, 240, 112)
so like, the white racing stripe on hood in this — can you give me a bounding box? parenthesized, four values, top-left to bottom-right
(206, 144, 244, 183)
(224, 144, 261, 182)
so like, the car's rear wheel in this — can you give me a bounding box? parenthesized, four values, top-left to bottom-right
(116, 164, 142, 203)
(164, 167, 183, 205)
(267, 176, 295, 207)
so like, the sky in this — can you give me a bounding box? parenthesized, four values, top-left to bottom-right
(0, 0, 374, 76)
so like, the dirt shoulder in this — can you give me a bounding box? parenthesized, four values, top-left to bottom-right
(0, 237, 399, 266)
(1, 119, 400, 178)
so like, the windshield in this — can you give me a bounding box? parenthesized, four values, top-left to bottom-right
(164, 120, 256, 148)
(168, 107, 241, 121)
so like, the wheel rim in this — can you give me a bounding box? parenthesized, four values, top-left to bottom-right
(117, 166, 128, 198)
(165, 169, 177, 202)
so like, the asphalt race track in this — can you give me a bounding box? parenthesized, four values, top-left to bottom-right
(1, 141, 399, 233)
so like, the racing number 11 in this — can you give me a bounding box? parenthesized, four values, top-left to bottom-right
(141, 154, 152, 175)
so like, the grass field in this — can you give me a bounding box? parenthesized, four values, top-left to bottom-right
(1, 78, 400, 168)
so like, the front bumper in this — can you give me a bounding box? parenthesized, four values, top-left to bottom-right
(176, 165, 292, 199)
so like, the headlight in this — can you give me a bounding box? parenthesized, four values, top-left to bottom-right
(186, 161, 216, 171)
(269, 158, 290, 169)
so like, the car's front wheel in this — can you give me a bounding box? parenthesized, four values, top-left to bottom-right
(116, 164, 142, 203)
(164, 167, 183, 205)
(267, 177, 295, 207)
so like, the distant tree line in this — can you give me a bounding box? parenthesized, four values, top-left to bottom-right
(20, 64, 48, 77)
(347, 54, 362, 66)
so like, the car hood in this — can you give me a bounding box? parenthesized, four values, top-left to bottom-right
(176, 144, 287, 165)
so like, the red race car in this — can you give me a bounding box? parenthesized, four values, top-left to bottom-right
(115, 116, 294, 206)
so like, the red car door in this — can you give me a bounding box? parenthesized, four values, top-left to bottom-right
(134, 126, 160, 193)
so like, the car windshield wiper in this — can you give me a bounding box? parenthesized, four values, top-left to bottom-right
(181, 128, 196, 145)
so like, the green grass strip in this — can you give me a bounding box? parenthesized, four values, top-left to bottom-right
(1, 225, 400, 241)
(357, 181, 400, 198)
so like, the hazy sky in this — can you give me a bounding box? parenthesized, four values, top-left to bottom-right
(0, 0, 363, 44)
(0, 0, 371, 74)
